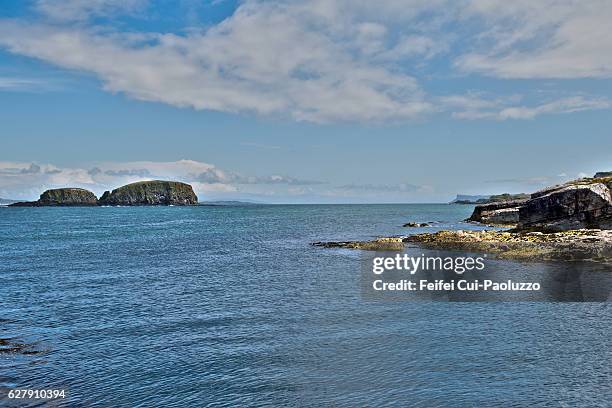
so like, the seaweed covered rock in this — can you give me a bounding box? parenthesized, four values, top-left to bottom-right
(9, 188, 98, 206)
(98, 180, 198, 206)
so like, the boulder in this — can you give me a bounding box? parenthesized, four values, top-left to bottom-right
(98, 180, 198, 206)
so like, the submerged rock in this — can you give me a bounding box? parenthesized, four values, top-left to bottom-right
(98, 180, 198, 206)
(9, 188, 98, 207)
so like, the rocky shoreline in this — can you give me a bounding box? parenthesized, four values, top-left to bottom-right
(313, 173, 612, 262)
(312, 229, 612, 261)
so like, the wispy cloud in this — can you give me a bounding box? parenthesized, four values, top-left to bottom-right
(239, 142, 282, 150)
(35, 0, 147, 22)
(0, 77, 52, 92)
(446, 95, 611, 120)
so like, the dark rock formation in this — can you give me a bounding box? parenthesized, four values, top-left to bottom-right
(467, 199, 527, 225)
(9, 188, 98, 207)
(98, 180, 198, 206)
(517, 178, 612, 232)
(403, 222, 430, 227)
(594, 171, 612, 178)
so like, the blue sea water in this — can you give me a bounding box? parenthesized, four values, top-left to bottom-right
(0, 204, 610, 407)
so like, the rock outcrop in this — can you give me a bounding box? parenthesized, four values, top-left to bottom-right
(98, 180, 197, 206)
(9, 188, 98, 207)
(594, 171, 612, 178)
(467, 199, 527, 225)
(465, 176, 612, 231)
(312, 237, 405, 251)
(403, 222, 430, 227)
(517, 178, 612, 232)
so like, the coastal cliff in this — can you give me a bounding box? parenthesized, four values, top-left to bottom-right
(98, 180, 198, 206)
(517, 177, 612, 231)
(464, 173, 612, 231)
(9, 188, 98, 207)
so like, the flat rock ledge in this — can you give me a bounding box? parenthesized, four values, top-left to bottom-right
(313, 229, 612, 262)
(312, 237, 405, 251)
(406, 229, 612, 261)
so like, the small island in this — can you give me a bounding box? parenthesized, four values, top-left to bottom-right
(9, 180, 198, 207)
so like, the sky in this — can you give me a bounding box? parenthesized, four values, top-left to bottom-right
(0, 0, 611, 203)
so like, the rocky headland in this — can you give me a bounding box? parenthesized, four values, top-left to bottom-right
(314, 173, 612, 262)
(451, 193, 528, 204)
(9, 180, 198, 207)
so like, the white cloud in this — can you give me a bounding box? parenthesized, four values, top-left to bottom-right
(0, 1, 433, 123)
(457, 0, 612, 78)
(444, 95, 610, 120)
(0, 1, 610, 122)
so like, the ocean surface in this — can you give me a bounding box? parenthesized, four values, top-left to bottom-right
(0, 204, 610, 407)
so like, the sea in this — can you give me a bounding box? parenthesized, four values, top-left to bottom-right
(0, 204, 610, 407)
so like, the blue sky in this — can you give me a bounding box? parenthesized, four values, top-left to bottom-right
(1, 0, 611, 202)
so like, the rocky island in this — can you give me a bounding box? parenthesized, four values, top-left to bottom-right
(9, 180, 198, 207)
(314, 173, 612, 261)
(98, 180, 197, 206)
(9, 188, 99, 206)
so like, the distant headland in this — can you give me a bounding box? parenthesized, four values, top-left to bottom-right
(9, 180, 198, 207)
